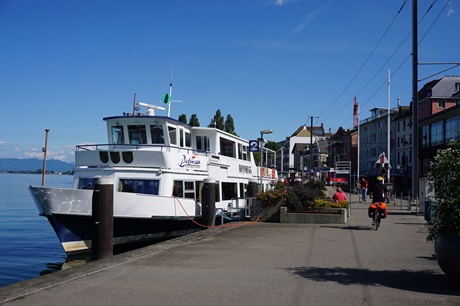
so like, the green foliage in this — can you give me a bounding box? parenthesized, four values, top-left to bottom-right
(189, 114, 200, 127)
(224, 114, 237, 136)
(178, 114, 187, 123)
(256, 179, 348, 210)
(284, 180, 327, 210)
(266, 141, 282, 152)
(208, 109, 225, 130)
(253, 152, 261, 165)
(426, 140, 460, 241)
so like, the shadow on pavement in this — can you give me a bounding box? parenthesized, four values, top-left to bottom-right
(320, 225, 375, 231)
(286, 266, 460, 295)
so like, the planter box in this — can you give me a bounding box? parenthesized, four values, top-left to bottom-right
(251, 200, 283, 222)
(279, 207, 347, 224)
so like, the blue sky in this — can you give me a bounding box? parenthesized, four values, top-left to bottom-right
(1, 0, 459, 163)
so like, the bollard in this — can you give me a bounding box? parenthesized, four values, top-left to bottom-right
(92, 177, 114, 260)
(247, 179, 258, 198)
(201, 178, 216, 226)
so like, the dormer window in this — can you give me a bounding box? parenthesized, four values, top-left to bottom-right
(438, 99, 446, 108)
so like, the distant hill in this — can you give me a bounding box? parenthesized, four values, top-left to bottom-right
(0, 158, 74, 172)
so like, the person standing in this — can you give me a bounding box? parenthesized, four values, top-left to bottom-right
(360, 177, 368, 202)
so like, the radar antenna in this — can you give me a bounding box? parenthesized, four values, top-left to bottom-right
(137, 102, 165, 116)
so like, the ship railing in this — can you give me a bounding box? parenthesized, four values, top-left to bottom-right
(227, 197, 256, 220)
(76, 144, 211, 156)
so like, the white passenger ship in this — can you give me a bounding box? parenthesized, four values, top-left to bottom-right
(29, 101, 277, 254)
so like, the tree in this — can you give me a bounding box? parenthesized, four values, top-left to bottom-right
(266, 141, 282, 152)
(189, 114, 200, 127)
(224, 114, 237, 136)
(208, 109, 224, 130)
(178, 114, 187, 124)
(427, 140, 460, 241)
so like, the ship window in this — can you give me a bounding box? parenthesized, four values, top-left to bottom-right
(111, 126, 125, 144)
(196, 181, 203, 202)
(179, 128, 184, 147)
(184, 181, 195, 199)
(222, 182, 237, 201)
(168, 126, 177, 146)
(78, 178, 97, 190)
(220, 138, 235, 158)
(238, 144, 250, 161)
(173, 181, 183, 197)
(128, 124, 147, 144)
(196, 136, 210, 152)
(185, 131, 191, 147)
(150, 124, 165, 144)
(215, 181, 220, 202)
(173, 180, 202, 200)
(119, 179, 159, 195)
(239, 182, 246, 198)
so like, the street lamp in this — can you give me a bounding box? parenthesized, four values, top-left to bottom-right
(259, 129, 273, 192)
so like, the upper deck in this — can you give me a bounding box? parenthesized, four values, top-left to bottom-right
(75, 112, 257, 176)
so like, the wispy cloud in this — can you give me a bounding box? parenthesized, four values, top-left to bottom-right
(275, 0, 287, 7)
(291, 8, 322, 36)
(447, 8, 454, 17)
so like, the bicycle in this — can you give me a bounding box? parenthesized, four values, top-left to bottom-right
(373, 206, 381, 230)
(369, 202, 387, 230)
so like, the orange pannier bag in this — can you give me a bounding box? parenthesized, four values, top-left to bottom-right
(368, 202, 388, 218)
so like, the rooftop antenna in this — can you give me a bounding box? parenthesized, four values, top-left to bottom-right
(163, 65, 182, 117)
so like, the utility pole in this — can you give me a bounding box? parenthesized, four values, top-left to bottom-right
(412, 0, 418, 199)
(308, 116, 319, 178)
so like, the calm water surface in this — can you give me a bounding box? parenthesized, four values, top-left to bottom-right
(0, 173, 80, 287)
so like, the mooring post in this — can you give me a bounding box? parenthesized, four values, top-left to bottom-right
(247, 179, 260, 221)
(92, 177, 114, 260)
(247, 179, 258, 198)
(201, 178, 216, 226)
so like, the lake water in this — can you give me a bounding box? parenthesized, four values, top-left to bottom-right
(0, 173, 77, 287)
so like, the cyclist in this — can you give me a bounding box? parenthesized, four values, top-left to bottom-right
(360, 177, 368, 202)
(369, 176, 388, 226)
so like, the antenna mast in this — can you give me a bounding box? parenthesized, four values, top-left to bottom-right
(164, 64, 182, 117)
(132, 93, 137, 115)
(168, 67, 173, 117)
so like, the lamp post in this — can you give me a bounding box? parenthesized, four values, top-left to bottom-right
(259, 129, 273, 192)
(280, 147, 284, 175)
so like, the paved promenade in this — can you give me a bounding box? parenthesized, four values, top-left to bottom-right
(1, 190, 459, 305)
